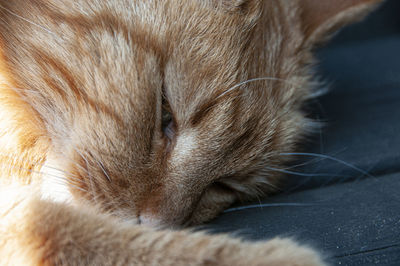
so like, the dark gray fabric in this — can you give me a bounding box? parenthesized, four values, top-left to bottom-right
(206, 1, 400, 265)
(282, 36, 400, 192)
(209, 174, 400, 265)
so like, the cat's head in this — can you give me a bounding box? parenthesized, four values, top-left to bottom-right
(0, 0, 381, 227)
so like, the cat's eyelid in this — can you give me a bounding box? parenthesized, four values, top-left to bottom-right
(160, 83, 176, 143)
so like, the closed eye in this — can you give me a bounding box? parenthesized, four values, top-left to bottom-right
(161, 89, 175, 142)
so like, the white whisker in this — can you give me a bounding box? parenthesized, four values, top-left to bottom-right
(280, 152, 374, 178)
(283, 149, 346, 170)
(0, 152, 82, 182)
(0, 160, 82, 186)
(224, 202, 320, 213)
(0, 5, 56, 36)
(217, 77, 305, 99)
(74, 149, 100, 204)
(97, 160, 112, 182)
(265, 166, 350, 178)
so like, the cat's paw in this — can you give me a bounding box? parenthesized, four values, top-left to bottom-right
(0, 185, 34, 221)
(253, 237, 327, 266)
(0, 185, 49, 265)
(189, 232, 327, 266)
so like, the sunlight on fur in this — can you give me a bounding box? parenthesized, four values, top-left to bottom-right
(0, 0, 382, 265)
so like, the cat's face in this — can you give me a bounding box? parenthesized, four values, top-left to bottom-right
(0, 0, 381, 227)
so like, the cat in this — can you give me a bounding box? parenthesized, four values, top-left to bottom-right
(0, 0, 382, 265)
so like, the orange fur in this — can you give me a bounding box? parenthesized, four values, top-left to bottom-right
(0, 45, 49, 184)
(0, 0, 382, 264)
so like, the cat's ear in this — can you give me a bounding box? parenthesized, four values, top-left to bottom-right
(301, 0, 383, 45)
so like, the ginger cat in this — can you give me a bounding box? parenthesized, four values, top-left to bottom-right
(0, 0, 381, 265)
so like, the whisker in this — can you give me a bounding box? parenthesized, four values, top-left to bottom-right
(0, 5, 56, 36)
(224, 202, 321, 213)
(250, 175, 280, 191)
(217, 77, 305, 99)
(280, 152, 374, 178)
(45, 178, 87, 194)
(0, 160, 59, 179)
(74, 149, 98, 203)
(0, 152, 82, 182)
(41, 169, 83, 184)
(45, 174, 83, 189)
(55, 152, 92, 178)
(0, 161, 87, 192)
(284, 157, 323, 170)
(264, 166, 351, 178)
(97, 160, 112, 182)
(283, 149, 346, 170)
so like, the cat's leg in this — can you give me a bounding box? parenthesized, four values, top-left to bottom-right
(0, 186, 326, 266)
